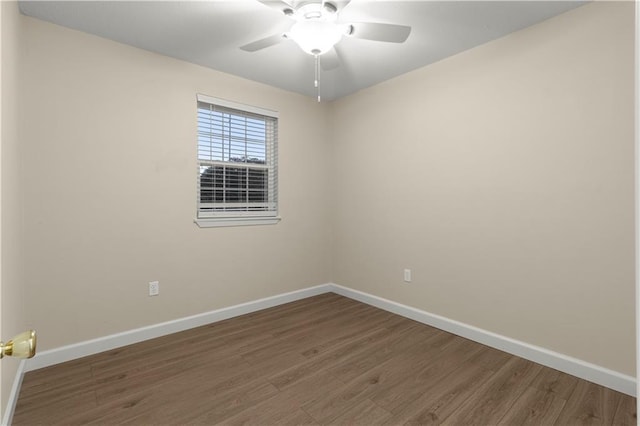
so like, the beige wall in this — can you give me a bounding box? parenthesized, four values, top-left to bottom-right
(331, 1, 635, 376)
(18, 15, 333, 352)
(1, 0, 27, 417)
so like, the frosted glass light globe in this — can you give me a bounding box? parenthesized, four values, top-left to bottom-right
(288, 20, 346, 55)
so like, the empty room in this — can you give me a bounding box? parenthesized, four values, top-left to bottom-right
(0, 0, 637, 424)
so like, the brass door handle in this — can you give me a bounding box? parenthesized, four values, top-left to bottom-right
(0, 330, 36, 359)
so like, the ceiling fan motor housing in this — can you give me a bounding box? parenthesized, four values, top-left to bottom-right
(292, 2, 338, 21)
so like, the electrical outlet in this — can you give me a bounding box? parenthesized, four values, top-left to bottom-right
(149, 281, 159, 296)
(403, 269, 412, 283)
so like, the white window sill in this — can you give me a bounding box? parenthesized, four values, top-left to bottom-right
(194, 217, 281, 228)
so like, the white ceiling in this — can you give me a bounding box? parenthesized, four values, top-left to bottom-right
(19, 0, 586, 101)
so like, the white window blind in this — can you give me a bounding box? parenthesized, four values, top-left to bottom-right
(197, 95, 278, 223)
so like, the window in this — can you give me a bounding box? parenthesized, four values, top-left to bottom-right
(196, 95, 279, 227)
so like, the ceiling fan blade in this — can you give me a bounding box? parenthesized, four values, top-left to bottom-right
(240, 33, 286, 52)
(348, 22, 411, 43)
(320, 47, 340, 71)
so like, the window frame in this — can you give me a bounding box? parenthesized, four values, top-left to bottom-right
(194, 94, 280, 228)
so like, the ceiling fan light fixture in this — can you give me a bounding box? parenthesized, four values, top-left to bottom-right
(288, 20, 347, 55)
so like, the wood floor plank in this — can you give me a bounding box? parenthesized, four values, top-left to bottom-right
(13, 293, 637, 426)
(554, 380, 624, 425)
(328, 398, 393, 425)
(14, 362, 96, 411)
(612, 393, 638, 426)
(239, 303, 383, 365)
(301, 331, 467, 424)
(463, 343, 513, 372)
(78, 376, 277, 425)
(326, 325, 447, 384)
(299, 310, 406, 359)
(383, 358, 495, 425)
(222, 371, 343, 425)
(440, 356, 544, 425)
(94, 352, 251, 405)
(225, 408, 319, 426)
(268, 326, 396, 390)
(492, 366, 580, 425)
(497, 385, 567, 425)
(182, 380, 280, 425)
(529, 366, 580, 400)
(371, 337, 485, 413)
(13, 389, 98, 425)
(266, 311, 411, 391)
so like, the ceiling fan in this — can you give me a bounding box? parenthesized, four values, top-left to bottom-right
(240, 0, 412, 72)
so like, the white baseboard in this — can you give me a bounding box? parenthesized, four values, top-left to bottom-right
(25, 283, 332, 372)
(8, 280, 634, 426)
(329, 283, 637, 397)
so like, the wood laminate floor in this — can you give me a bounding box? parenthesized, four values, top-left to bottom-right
(13, 293, 637, 425)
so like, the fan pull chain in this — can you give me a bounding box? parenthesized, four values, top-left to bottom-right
(314, 54, 321, 102)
